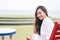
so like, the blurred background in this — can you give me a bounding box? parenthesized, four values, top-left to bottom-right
(0, 0, 60, 40)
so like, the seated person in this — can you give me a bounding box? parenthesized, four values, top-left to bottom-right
(31, 6, 54, 40)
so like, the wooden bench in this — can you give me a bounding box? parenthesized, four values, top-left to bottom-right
(49, 22, 60, 40)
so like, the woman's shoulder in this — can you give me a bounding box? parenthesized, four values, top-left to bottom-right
(43, 17, 54, 29)
(43, 17, 54, 24)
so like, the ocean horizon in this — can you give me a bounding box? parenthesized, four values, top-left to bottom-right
(0, 10, 60, 18)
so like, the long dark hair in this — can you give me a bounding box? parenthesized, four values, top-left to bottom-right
(35, 6, 48, 35)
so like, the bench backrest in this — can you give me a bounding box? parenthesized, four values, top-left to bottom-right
(49, 22, 60, 40)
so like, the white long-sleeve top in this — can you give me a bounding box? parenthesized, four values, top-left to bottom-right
(32, 17, 54, 40)
(40, 17, 54, 40)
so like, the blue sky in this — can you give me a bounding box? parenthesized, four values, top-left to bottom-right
(0, 0, 60, 18)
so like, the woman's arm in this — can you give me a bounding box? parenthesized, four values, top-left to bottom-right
(33, 17, 38, 34)
(31, 17, 40, 40)
(45, 19, 54, 40)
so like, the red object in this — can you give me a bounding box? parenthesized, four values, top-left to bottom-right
(49, 22, 60, 40)
(26, 37, 31, 40)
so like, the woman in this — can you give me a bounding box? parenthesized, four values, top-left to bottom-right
(31, 6, 54, 40)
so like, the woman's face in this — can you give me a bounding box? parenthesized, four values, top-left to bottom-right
(37, 9, 47, 20)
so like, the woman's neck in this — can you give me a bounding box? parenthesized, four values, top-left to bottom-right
(43, 15, 47, 20)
